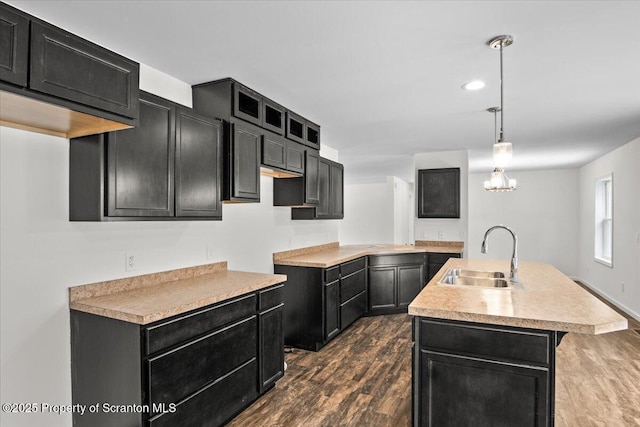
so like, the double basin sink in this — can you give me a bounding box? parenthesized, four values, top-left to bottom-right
(438, 268, 510, 288)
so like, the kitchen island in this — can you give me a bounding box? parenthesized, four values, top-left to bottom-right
(408, 258, 628, 427)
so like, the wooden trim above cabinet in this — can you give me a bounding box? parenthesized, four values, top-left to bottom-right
(0, 90, 133, 138)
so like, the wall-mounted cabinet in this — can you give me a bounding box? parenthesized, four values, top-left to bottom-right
(0, 2, 139, 139)
(69, 91, 222, 221)
(225, 121, 261, 202)
(417, 168, 460, 218)
(261, 131, 305, 177)
(273, 150, 320, 207)
(192, 78, 320, 150)
(291, 157, 344, 220)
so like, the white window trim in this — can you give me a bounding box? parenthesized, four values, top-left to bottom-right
(594, 173, 613, 267)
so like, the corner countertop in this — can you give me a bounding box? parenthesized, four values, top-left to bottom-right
(273, 241, 464, 268)
(408, 258, 628, 335)
(69, 262, 287, 325)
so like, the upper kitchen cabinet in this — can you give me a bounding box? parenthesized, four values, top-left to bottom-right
(261, 131, 305, 178)
(292, 157, 344, 220)
(273, 149, 320, 207)
(0, 1, 139, 139)
(417, 167, 460, 218)
(192, 78, 320, 149)
(224, 121, 261, 202)
(69, 91, 222, 221)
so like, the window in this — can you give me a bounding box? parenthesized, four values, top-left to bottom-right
(594, 174, 613, 267)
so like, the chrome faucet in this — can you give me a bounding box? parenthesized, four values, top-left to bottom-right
(481, 225, 519, 283)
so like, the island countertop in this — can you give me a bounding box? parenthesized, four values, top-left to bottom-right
(273, 241, 464, 268)
(69, 262, 287, 325)
(408, 258, 628, 335)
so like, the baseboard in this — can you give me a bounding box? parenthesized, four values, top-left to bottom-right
(572, 276, 640, 322)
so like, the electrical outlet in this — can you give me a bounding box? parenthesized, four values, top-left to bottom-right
(621, 282, 625, 293)
(125, 253, 136, 272)
(438, 230, 444, 240)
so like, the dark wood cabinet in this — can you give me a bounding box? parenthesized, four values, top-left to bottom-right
(273, 149, 320, 207)
(29, 20, 139, 120)
(175, 106, 223, 217)
(226, 121, 261, 202)
(71, 286, 284, 427)
(367, 253, 427, 315)
(192, 78, 319, 148)
(69, 91, 222, 221)
(291, 157, 344, 220)
(0, 2, 139, 138)
(0, 3, 29, 87)
(261, 131, 305, 176)
(107, 93, 175, 218)
(275, 257, 367, 351)
(417, 168, 460, 218)
(413, 317, 556, 427)
(427, 252, 461, 282)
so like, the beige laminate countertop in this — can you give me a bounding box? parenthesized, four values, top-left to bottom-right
(69, 263, 286, 325)
(408, 258, 628, 335)
(274, 241, 464, 268)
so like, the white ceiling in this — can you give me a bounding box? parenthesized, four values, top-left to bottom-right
(9, 1, 640, 183)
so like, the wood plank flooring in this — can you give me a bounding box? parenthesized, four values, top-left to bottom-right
(229, 306, 640, 426)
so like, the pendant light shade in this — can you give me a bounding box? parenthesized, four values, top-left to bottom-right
(484, 35, 517, 192)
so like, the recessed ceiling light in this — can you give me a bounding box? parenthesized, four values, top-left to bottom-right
(462, 80, 486, 91)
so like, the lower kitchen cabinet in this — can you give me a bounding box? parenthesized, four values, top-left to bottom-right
(70, 285, 284, 427)
(413, 317, 556, 427)
(275, 257, 366, 351)
(427, 252, 461, 281)
(368, 253, 427, 315)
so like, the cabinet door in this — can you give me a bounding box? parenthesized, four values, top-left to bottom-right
(259, 304, 284, 393)
(305, 120, 320, 149)
(175, 108, 222, 218)
(107, 93, 174, 217)
(315, 158, 331, 218)
(230, 122, 260, 201)
(286, 141, 305, 174)
(419, 351, 549, 427)
(324, 280, 340, 341)
(0, 3, 29, 87)
(263, 98, 285, 135)
(330, 162, 344, 218)
(304, 149, 320, 204)
(262, 133, 287, 170)
(397, 264, 424, 308)
(368, 266, 397, 311)
(286, 111, 305, 144)
(30, 21, 139, 119)
(233, 83, 262, 126)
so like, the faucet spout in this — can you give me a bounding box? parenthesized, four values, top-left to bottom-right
(480, 225, 519, 283)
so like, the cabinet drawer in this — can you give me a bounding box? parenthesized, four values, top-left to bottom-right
(145, 294, 256, 355)
(340, 257, 366, 276)
(149, 359, 258, 427)
(258, 284, 284, 312)
(368, 253, 425, 266)
(340, 269, 366, 303)
(340, 291, 366, 330)
(429, 252, 459, 264)
(419, 319, 550, 366)
(147, 316, 257, 414)
(324, 266, 340, 283)
(29, 21, 139, 119)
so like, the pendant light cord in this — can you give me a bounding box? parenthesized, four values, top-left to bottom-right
(499, 41, 505, 142)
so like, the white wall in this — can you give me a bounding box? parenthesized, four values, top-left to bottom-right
(577, 138, 640, 320)
(414, 151, 468, 248)
(0, 72, 339, 426)
(340, 182, 393, 244)
(468, 169, 580, 277)
(392, 177, 414, 244)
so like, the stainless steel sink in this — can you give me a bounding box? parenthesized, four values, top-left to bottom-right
(438, 268, 509, 288)
(445, 269, 505, 279)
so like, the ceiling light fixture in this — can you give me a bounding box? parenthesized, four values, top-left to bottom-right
(462, 80, 486, 91)
(484, 35, 516, 192)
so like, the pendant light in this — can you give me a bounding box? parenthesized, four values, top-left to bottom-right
(484, 35, 517, 192)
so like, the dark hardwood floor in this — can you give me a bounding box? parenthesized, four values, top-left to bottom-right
(229, 298, 640, 426)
